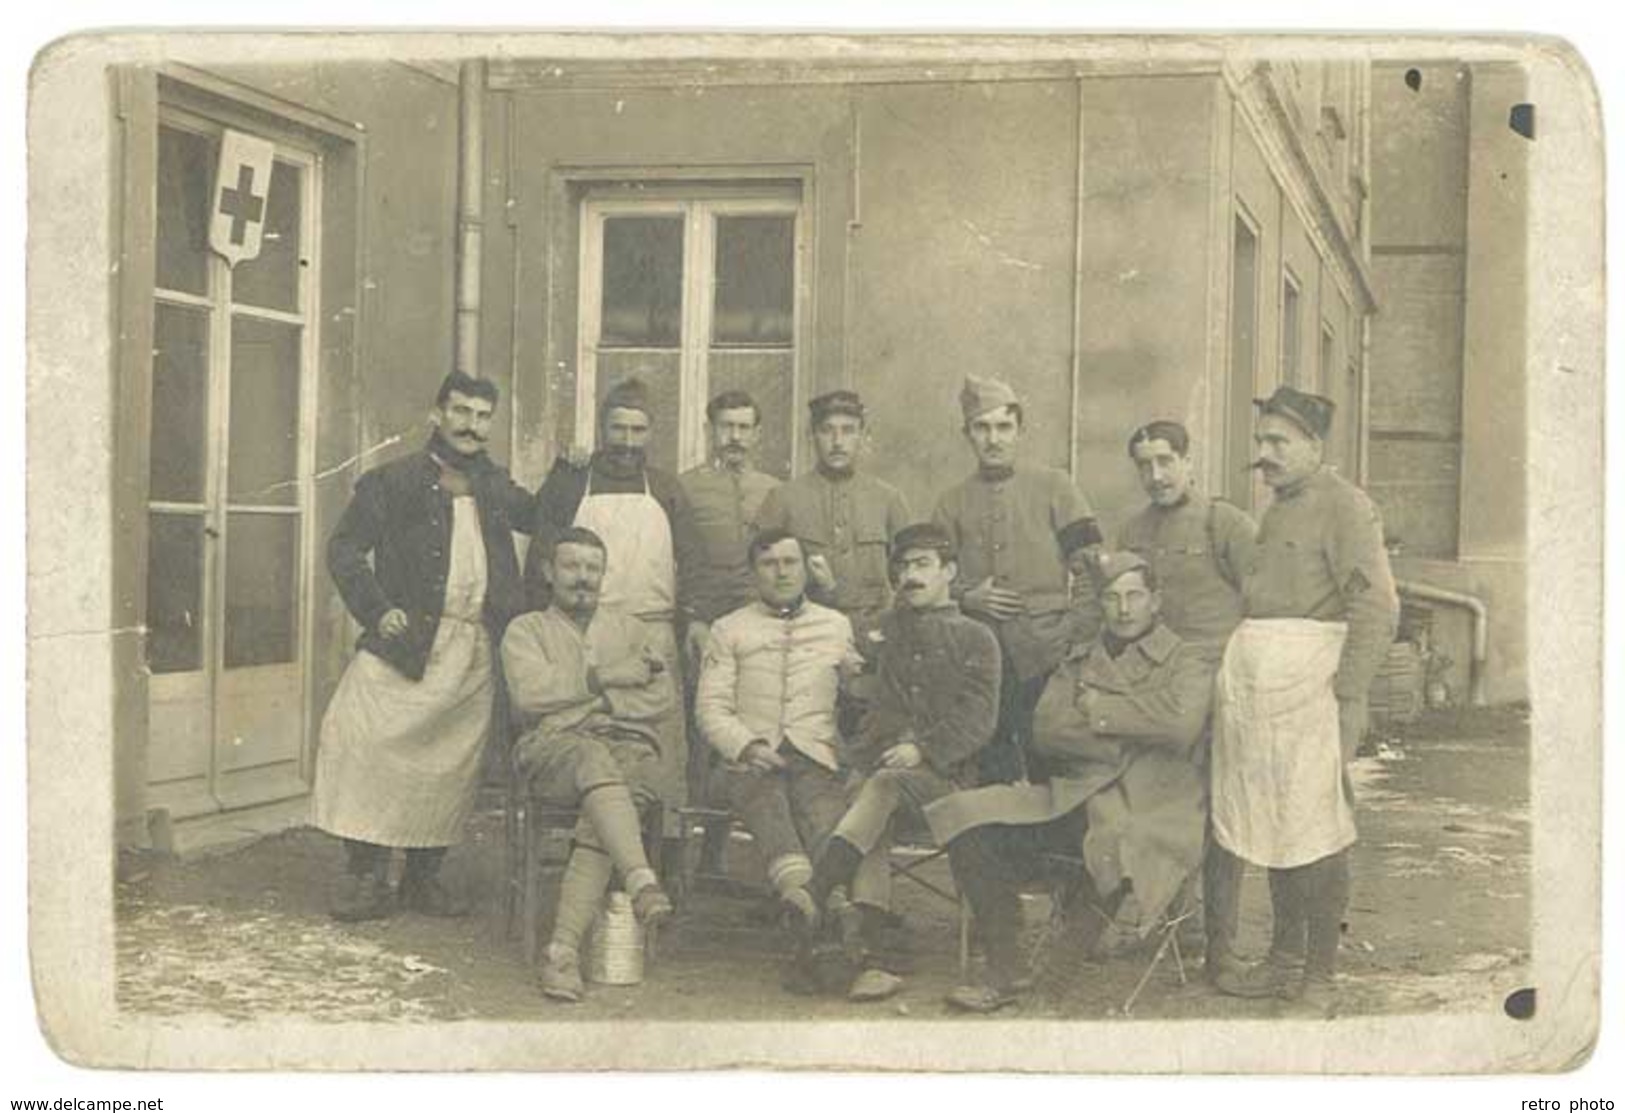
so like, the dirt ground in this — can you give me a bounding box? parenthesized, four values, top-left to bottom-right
(115, 705, 1530, 1024)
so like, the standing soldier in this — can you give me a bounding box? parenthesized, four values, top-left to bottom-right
(1209, 386, 1399, 1016)
(679, 389, 782, 866)
(526, 377, 706, 820)
(754, 390, 911, 646)
(1118, 420, 1257, 665)
(1116, 419, 1257, 982)
(932, 375, 1102, 784)
(314, 371, 535, 922)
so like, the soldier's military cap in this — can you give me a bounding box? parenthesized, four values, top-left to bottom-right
(1255, 384, 1335, 440)
(809, 389, 865, 424)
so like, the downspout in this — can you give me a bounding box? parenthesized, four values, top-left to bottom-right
(1396, 580, 1489, 706)
(455, 59, 487, 377)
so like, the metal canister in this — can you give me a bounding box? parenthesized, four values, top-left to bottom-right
(585, 890, 645, 985)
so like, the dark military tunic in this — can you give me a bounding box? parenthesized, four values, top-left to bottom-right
(679, 462, 781, 624)
(932, 466, 1099, 682)
(753, 467, 911, 632)
(1241, 467, 1399, 703)
(1116, 494, 1257, 662)
(846, 602, 1002, 781)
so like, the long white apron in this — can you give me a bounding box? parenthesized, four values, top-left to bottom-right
(572, 473, 685, 808)
(1210, 618, 1356, 868)
(312, 497, 493, 847)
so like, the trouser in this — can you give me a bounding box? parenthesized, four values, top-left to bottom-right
(1264, 848, 1351, 979)
(342, 839, 446, 884)
(980, 667, 1049, 784)
(1203, 828, 1245, 963)
(833, 766, 958, 853)
(947, 808, 1110, 990)
(717, 751, 890, 906)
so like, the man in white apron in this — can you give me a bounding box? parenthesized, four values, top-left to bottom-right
(314, 372, 536, 922)
(1210, 386, 1399, 1015)
(526, 377, 705, 825)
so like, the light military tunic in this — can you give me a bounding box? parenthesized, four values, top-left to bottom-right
(932, 466, 1099, 681)
(1242, 467, 1399, 703)
(1116, 494, 1257, 662)
(753, 469, 911, 633)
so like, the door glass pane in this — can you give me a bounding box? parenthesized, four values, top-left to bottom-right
(600, 216, 683, 348)
(156, 125, 215, 296)
(150, 302, 210, 503)
(595, 351, 680, 476)
(232, 159, 303, 313)
(224, 513, 299, 668)
(706, 350, 794, 480)
(147, 512, 205, 674)
(713, 215, 794, 348)
(228, 316, 301, 505)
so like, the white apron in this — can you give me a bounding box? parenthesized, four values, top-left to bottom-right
(312, 497, 493, 847)
(1211, 618, 1356, 869)
(572, 473, 686, 809)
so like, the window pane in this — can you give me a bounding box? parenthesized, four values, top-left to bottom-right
(156, 125, 215, 296)
(600, 217, 683, 348)
(706, 351, 794, 479)
(146, 513, 205, 674)
(228, 316, 301, 505)
(595, 351, 680, 476)
(1282, 277, 1302, 386)
(224, 513, 299, 668)
(232, 160, 303, 313)
(712, 216, 794, 348)
(149, 303, 210, 503)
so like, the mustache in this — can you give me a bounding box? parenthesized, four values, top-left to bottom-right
(900, 581, 927, 592)
(1247, 460, 1277, 471)
(560, 580, 597, 592)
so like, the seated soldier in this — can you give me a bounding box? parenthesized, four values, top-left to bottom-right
(695, 529, 888, 986)
(501, 526, 677, 1003)
(925, 552, 1214, 1013)
(804, 522, 1001, 1000)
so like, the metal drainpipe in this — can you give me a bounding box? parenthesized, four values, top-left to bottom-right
(1395, 579, 1489, 707)
(455, 59, 486, 378)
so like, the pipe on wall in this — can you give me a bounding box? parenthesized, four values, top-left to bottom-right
(1397, 579, 1489, 707)
(456, 59, 487, 378)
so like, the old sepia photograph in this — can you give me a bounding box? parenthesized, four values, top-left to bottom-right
(23, 28, 1603, 1074)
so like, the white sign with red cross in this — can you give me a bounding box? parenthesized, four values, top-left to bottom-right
(209, 129, 276, 266)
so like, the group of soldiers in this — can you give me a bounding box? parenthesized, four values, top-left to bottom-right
(310, 366, 1397, 1018)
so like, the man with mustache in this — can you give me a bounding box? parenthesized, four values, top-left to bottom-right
(1115, 419, 1257, 982)
(695, 529, 883, 990)
(926, 552, 1213, 1013)
(314, 371, 536, 922)
(1209, 386, 1398, 1016)
(932, 375, 1103, 785)
(802, 522, 1001, 1001)
(679, 390, 782, 867)
(526, 377, 706, 820)
(501, 526, 677, 1003)
(753, 390, 911, 646)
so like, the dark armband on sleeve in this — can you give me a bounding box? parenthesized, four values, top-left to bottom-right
(1058, 517, 1104, 557)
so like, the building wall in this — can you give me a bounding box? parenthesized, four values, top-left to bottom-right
(1369, 61, 1528, 705)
